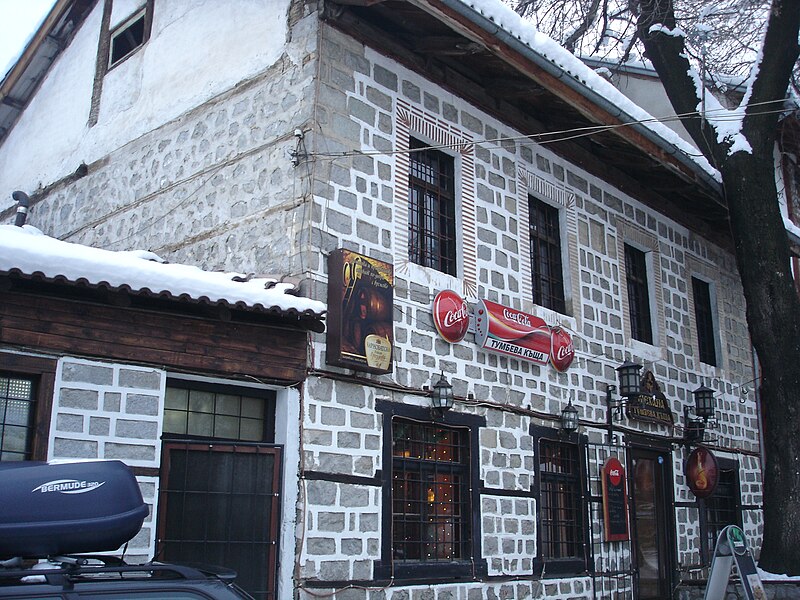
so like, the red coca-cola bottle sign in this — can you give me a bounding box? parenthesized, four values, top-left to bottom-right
(432, 290, 470, 343)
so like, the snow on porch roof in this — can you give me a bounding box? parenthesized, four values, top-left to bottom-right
(0, 225, 327, 322)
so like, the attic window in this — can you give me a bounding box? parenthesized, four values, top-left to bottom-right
(109, 11, 147, 68)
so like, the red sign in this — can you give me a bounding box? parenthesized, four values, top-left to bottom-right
(474, 299, 574, 370)
(685, 447, 719, 499)
(432, 290, 470, 343)
(601, 457, 629, 542)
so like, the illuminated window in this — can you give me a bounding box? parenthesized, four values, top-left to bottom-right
(391, 419, 469, 562)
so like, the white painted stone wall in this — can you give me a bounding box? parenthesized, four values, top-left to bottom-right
(0, 0, 293, 209)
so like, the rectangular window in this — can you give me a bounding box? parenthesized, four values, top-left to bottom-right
(704, 461, 741, 560)
(538, 439, 584, 563)
(163, 381, 275, 442)
(625, 244, 653, 344)
(109, 9, 149, 68)
(692, 277, 717, 366)
(408, 138, 457, 276)
(391, 419, 470, 564)
(0, 375, 36, 460)
(528, 196, 565, 312)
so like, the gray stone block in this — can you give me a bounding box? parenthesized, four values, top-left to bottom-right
(60, 389, 99, 410)
(119, 369, 161, 390)
(61, 363, 113, 385)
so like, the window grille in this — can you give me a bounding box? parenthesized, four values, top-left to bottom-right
(692, 277, 717, 366)
(539, 439, 583, 560)
(408, 138, 457, 276)
(528, 196, 565, 312)
(624, 244, 653, 344)
(0, 375, 35, 461)
(705, 465, 741, 559)
(391, 419, 470, 562)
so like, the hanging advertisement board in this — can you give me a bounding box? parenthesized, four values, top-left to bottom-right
(601, 457, 630, 542)
(326, 249, 393, 373)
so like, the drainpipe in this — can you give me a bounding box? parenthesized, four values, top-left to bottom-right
(11, 191, 30, 226)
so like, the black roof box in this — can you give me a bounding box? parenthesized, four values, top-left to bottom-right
(0, 460, 148, 558)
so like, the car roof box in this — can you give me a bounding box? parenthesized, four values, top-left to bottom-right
(0, 460, 148, 558)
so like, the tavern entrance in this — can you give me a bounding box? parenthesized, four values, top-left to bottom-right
(630, 445, 676, 599)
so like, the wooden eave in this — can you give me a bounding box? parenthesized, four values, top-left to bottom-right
(323, 0, 732, 247)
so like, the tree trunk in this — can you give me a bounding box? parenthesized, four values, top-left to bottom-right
(722, 150, 800, 574)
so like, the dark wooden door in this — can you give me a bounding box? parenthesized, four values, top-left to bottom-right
(158, 442, 282, 600)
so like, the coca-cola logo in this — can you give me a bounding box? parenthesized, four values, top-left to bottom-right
(502, 309, 531, 328)
(605, 458, 624, 487)
(549, 326, 575, 372)
(433, 290, 470, 343)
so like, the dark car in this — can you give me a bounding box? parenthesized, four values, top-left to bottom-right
(0, 555, 254, 599)
(1, 461, 251, 599)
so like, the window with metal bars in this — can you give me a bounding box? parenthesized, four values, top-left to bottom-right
(391, 419, 470, 564)
(0, 374, 36, 461)
(528, 196, 566, 313)
(703, 461, 741, 562)
(532, 425, 588, 575)
(163, 381, 275, 443)
(408, 138, 457, 276)
(692, 277, 717, 366)
(624, 244, 653, 344)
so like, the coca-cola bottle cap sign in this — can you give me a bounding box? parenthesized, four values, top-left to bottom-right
(432, 290, 470, 343)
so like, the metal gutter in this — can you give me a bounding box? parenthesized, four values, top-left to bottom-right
(422, 0, 724, 197)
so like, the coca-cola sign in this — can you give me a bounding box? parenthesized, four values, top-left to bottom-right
(432, 290, 470, 343)
(474, 299, 575, 370)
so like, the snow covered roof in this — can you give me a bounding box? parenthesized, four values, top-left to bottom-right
(0, 225, 327, 325)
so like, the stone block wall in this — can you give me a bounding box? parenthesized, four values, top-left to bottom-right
(49, 357, 166, 561)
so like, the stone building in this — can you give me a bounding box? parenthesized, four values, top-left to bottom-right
(0, 0, 779, 598)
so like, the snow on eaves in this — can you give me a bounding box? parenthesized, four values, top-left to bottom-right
(0, 225, 327, 319)
(454, 0, 720, 180)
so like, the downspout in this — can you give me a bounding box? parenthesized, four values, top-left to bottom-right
(426, 0, 724, 197)
(12, 191, 30, 226)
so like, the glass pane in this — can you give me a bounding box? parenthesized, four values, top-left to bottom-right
(187, 412, 213, 437)
(216, 394, 241, 416)
(165, 387, 188, 410)
(163, 409, 187, 435)
(214, 415, 239, 439)
(240, 418, 263, 441)
(188, 390, 214, 413)
(241, 396, 264, 419)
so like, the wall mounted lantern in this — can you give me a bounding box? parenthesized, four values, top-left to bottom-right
(683, 385, 716, 447)
(430, 372, 454, 418)
(606, 360, 643, 417)
(560, 398, 580, 434)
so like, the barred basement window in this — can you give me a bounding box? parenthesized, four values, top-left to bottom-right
(0, 375, 36, 460)
(528, 196, 565, 312)
(391, 418, 470, 563)
(692, 277, 717, 366)
(408, 138, 457, 276)
(539, 439, 583, 560)
(625, 244, 653, 344)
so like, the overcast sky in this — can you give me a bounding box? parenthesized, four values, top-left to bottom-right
(0, 0, 56, 76)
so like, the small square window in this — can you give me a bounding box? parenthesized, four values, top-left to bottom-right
(109, 11, 147, 68)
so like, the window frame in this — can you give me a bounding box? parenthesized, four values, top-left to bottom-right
(528, 195, 566, 313)
(163, 378, 276, 444)
(700, 458, 742, 563)
(0, 353, 56, 461)
(624, 243, 654, 345)
(407, 137, 458, 277)
(108, 7, 152, 70)
(375, 400, 486, 582)
(691, 276, 718, 366)
(530, 424, 589, 576)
